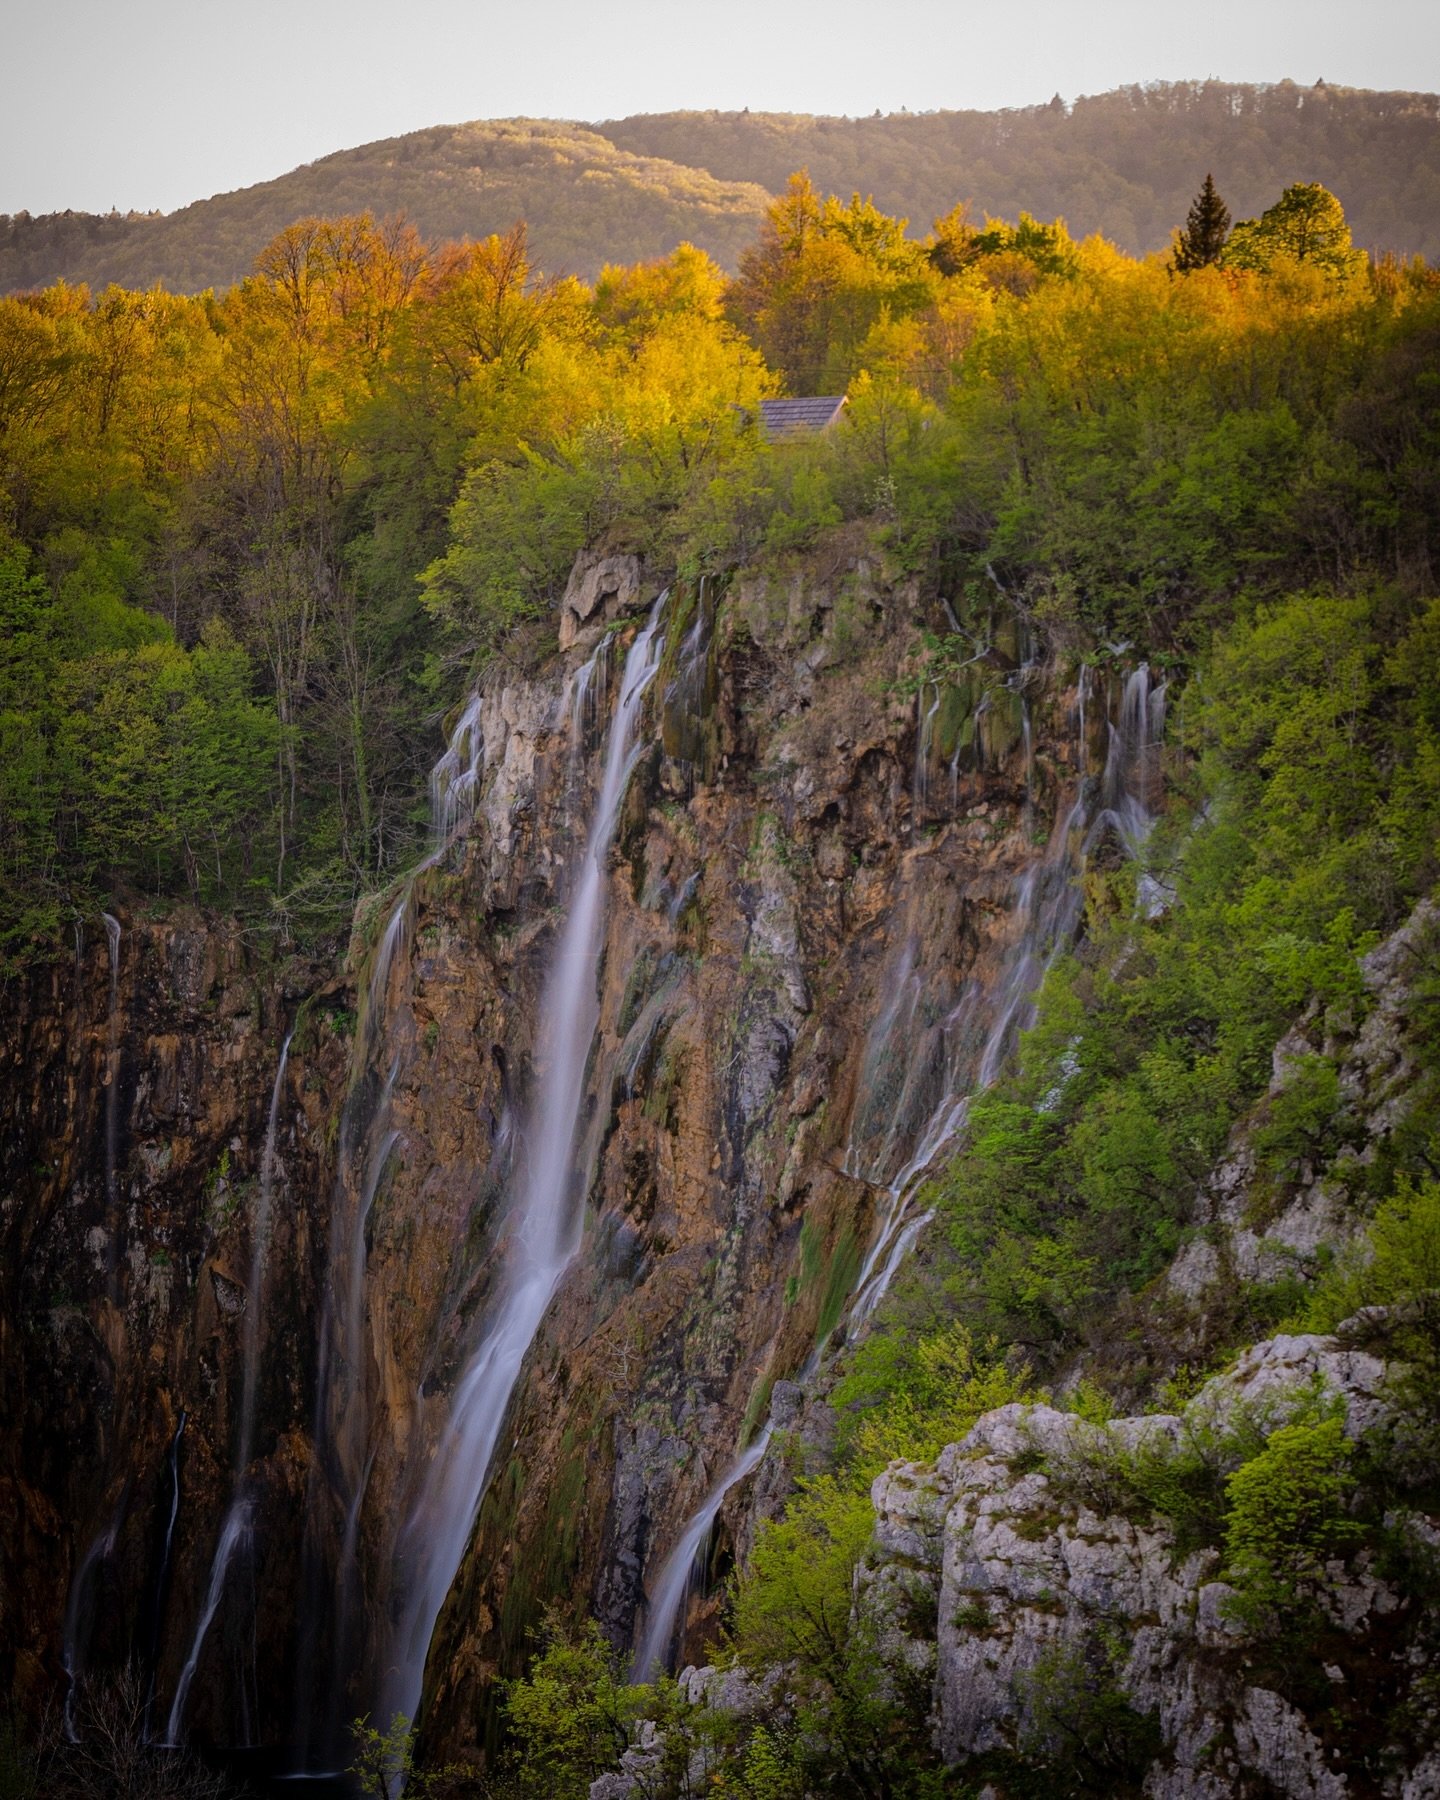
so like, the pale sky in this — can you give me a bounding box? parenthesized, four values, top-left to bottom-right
(3, 0, 1437, 216)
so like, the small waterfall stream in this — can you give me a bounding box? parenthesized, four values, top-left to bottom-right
(382, 603, 666, 1731)
(166, 1032, 292, 1744)
(143, 1409, 186, 1740)
(101, 912, 122, 1296)
(632, 660, 1167, 1676)
(61, 1511, 122, 1741)
(632, 1425, 774, 1682)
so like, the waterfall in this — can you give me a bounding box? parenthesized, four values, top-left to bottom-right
(143, 1410, 186, 1740)
(293, 919, 407, 1765)
(632, 1427, 773, 1682)
(240, 1033, 292, 1479)
(382, 602, 666, 1732)
(430, 693, 486, 849)
(165, 1033, 292, 1745)
(632, 659, 1167, 1676)
(912, 683, 941, 828)
(293, 682, 506, 1765)
(165, 1508, 252, 1745)
(101, 912, 122, 1297)
(61, 1513, 121, 1741)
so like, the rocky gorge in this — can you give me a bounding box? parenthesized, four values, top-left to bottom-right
(3, 533, 1435, 1797)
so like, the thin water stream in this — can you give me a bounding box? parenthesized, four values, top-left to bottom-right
(632, 663, 1167, 1676)
(292, 694, 492, 1763)
(166, 1033, 293, 1744)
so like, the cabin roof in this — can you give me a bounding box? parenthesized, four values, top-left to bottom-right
(758, 395, 848, 438)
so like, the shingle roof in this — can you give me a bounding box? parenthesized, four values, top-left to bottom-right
(758, 396, 848, 439)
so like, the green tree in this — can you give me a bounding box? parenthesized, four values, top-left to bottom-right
(1223, 182, 1366, 280)
(1223, 1414, 1360, 1629)
(1172, 174, 1231, 271)
(348, 1713, 473, 1799)
(500, 1613, 648, 1799)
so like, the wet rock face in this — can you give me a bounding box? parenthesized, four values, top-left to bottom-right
(0, 912, 344, 1728)
(860, 1335, 1435, 1800)
(4, 543, 1107, 1756)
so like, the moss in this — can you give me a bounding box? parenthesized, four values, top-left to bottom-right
(740, 1374, 774, 1447)
(815, 1224, 862, 1347)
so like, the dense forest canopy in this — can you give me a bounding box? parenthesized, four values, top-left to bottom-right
(2, 80, 1438, 298)
(1, 171, 1435, 975)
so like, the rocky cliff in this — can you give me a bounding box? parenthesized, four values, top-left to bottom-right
(1, 536, 1179, 1769)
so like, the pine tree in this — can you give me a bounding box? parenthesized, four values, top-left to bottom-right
(1172, 173, 1231, 271)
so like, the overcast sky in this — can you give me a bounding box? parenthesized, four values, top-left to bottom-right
(4, 0, 1437, 216)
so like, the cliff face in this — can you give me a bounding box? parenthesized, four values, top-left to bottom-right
(1, 540, 1131, 1761)
(0, 913, 347, 1730)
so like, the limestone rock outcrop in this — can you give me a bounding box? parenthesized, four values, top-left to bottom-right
(861, 1332, 1435, 1798)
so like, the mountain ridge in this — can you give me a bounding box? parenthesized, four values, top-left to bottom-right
(2, 79, 1438, 297)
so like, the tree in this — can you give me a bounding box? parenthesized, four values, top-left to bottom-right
(1223, 182, 1366, 280)
(348, 1713, 474, 1799)
(1172, 174, 1231, 271)
(1223, 1414, 1360, 1631)
(500, 1614, 648, 1799)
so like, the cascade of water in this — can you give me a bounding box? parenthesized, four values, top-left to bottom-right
(1086, 664, 1167, 913)
(165, 1506, 252, 1743)
(62, 1514, 121, 1741)
(101, 913, 122, 1295)
(241, 1035, 292, 1470)
(632, 1426, 773, 1682)
(569, 632, 612, 789)
(165, 1035, 292, 1744)
(294, 1010, 404, 1764)
(291, 681, 522, 1763)
(383, 602, 666, 1732)
(143, 1411, 187, 1740)
(1077, 661, 1091, 760)
(633, 660, 1170, 1675)
(430, 694, 487, 849)
(1021, 697, 1035, 820)
(912, 684, 941, 828)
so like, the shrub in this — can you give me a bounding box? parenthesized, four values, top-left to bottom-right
(1222, 1415, 1360, 1632)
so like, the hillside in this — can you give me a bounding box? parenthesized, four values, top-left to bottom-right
(606, 80, 1440, 256)
(0, 119, 772, 293)
(2, 79, 1437, 297)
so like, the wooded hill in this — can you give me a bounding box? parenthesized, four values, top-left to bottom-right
(3, 80, 1437, 295)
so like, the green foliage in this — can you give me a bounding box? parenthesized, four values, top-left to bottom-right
(1223, 1415, 1361, 1630)
(1224, 183, 1367, 281)
(833, 1321, 1034, 1470)
(1013, 1636, 1163, 1798)
(1303, 1180, 1440, 1415)
(1172, 174, 1231, 272)
(349, 1713, 474, 1799)
(729, 1476, 934, 1798)
(499, 1613, 649, 1799)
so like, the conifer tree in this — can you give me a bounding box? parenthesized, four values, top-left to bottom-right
(1172, 173, 1231, 271)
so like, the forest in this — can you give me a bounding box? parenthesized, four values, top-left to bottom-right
(2, 172, 1434, 968)
(4, 157, 1440, 1798)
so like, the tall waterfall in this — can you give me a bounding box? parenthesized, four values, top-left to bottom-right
(632, 660, 1166, 1677)
(165, 1032, 292, 1744)
(382, 604, 666, 1731)
(292, 678, 497, 1765)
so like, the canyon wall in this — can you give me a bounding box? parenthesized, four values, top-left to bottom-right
(1, 543, 1136, 1763)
